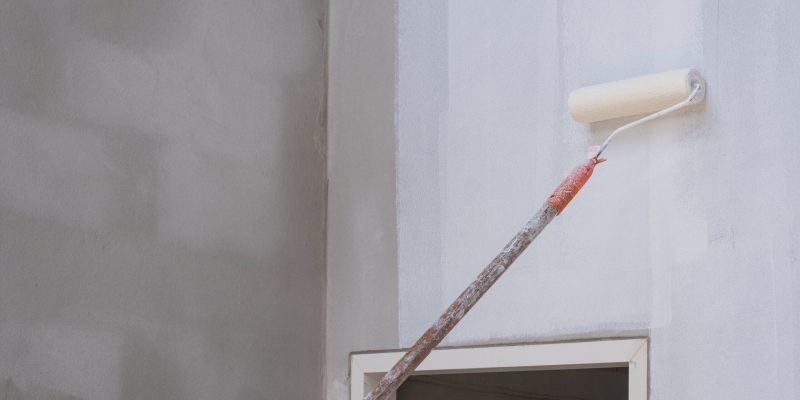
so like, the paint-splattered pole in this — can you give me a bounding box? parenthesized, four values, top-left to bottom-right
(363, 154, 604, 400)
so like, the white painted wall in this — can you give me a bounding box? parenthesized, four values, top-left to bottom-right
(397, 1, 799, 400)
(0, 1, 326, 399)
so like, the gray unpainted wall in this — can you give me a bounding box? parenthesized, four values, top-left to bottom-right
(397, 1, 799, 400)
(0, 1, 326, 399)
(324, 0, 399, 399)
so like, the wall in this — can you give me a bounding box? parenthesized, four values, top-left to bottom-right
(325, 1, 399, 399)
(397, 1, 799, 400)
(0, 1, 326, 399)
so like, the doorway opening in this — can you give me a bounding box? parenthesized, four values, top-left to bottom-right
(350, 338, 646, 400)
(399, 367, 627, 399)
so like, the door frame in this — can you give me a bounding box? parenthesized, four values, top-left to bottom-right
(350, 337, 648, 400)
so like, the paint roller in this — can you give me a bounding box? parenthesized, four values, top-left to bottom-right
(570, 68, 706, 157)
(364, 68, 706, 400)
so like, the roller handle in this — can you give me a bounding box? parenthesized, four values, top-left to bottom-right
(363, 151, 604, 400)
(546, 155, 605, 215)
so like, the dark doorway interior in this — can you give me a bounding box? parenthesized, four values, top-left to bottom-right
(397, 367, 628, 400)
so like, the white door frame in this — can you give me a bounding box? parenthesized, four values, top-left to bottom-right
(350, 338, 647, 400)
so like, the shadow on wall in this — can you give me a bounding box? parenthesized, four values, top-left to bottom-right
(0, 378, 81, 400)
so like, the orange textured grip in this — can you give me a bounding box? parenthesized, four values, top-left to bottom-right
(546, 156, 605, 215)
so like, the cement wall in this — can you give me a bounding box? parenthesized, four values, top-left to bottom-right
(397, 1, 799, 399)
(0, 1, 326, 399)
(325, 1, 399, 399)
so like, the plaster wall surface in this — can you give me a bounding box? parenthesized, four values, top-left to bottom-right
(398, 1, 799, 399)
(325, 1, 399, 399)
(0, 1, 326, 399)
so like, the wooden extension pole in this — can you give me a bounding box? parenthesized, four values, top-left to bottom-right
(364, 155, 604, 400)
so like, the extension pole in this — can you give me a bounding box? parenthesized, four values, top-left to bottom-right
(364, 155, 605, 400)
